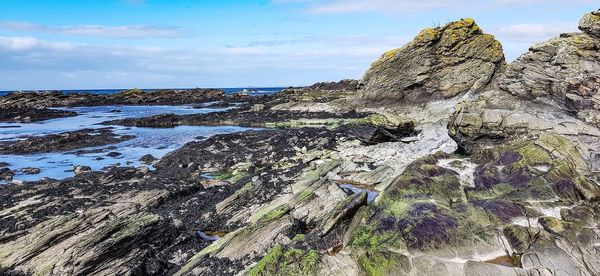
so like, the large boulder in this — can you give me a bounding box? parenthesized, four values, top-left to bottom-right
(360, 18, 505, 103)
(498, 10, 600, 125)
(579, 9, 600, 38)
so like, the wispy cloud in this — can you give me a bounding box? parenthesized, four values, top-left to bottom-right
(246, 34, 407, 48)
(495, 23, 577, 43)
(0, 35, 389, 89)
(0, 36, 76, 51)
(0, 21, 185, 39)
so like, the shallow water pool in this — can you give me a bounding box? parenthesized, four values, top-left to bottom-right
(0, 105, 253, 182)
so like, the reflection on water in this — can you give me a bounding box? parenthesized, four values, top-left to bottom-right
(339, 184, 379, 204)
(0, 105, 253, 182)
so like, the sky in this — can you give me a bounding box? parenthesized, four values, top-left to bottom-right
(0, 0, 597, 90)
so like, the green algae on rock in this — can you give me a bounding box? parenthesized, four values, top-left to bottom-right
(247, 244, 320, 276)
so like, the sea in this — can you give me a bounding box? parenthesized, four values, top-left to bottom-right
(0, 87, 284, 182)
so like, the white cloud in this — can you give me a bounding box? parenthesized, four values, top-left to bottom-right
(246, 34, 408, 48)
(0, 21, 184, 39)
(495, 23, 577, 43)
(0, 35, 389, 90)
(491, 22, 579, 61)
(0, 36, 76, 51)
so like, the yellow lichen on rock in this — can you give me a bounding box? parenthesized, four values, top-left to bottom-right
(415, 27, 439, 43)
(383, 48, 400, 60)
(361, 16, 505, 102)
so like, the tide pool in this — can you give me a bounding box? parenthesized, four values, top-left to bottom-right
(0, 105, 253, 182)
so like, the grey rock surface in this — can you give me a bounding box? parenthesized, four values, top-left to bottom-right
(361, 18, 505, 103)
(499, 10, 600, 127)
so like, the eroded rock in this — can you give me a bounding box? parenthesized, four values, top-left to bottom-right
(579, 9, 600, 38)
(498, 10, 600, 127)
(361, 18, 505, 103)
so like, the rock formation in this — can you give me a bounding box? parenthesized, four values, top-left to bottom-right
(2, 9, 600, 276)
(498, 9, 600, 126)
(450, 9, 600, 152)
(361, 18, 506, 103)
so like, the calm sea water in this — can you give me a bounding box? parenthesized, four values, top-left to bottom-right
(0, 87, 285, 97)
(0, 104, 258, 182)
(0, 88, 282, 182)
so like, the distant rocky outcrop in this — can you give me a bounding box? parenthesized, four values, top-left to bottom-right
(305, 79, 359, 92)
(0, 128, 134, 154)
(499, 9, 600, 125)
(0, 88, 229, 109)
(0, 108, 77, 123)
(361, 18, 505, 103)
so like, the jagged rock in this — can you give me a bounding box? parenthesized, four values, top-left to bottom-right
(0, 128, 135, 154)
(503, 225, 537, 254)
(305, 79, 359, 92)
(341, 124, 404, 145)
(106, 151, 122, 157)
(0, 189, 173, 275)
(498, 10, 600, 127)
(138, 166, 150, 174)
(20, 167, 40, 175)
(0, 167, 15, 180)
(104, 109, 368, 128)
(361, 18, 505, 103)
(579, 9, 600, 38)
(251, 104, 264, 112)
(140, 154, 158, 164)
(0, 108, 77, 123)
(339, 118, 415, 145)
(73, 165, 92, 175)
(0, 88, 228, 109)
(448, 90, 600, 153)
(313, 192, 367, 237)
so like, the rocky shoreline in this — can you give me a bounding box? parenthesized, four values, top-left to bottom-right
(0, 108, 78, 123)
(0, 128, 134, 155)
(1, 9, 600, 276)
(0, 88, 229, 108)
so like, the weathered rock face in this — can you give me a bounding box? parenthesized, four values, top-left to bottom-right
(579, 9, 600, 38)
(498, 10, 600, 125)
(360, 18, 505, 103)
(444, 12, 600, 275)
(304, 79, 359, 92)
(447, 90, 600, 153)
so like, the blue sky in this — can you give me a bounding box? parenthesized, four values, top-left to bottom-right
(0, 0, 596, 90)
